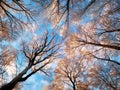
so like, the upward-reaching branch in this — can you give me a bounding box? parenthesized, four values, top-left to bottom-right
(0, 32, 59, 90)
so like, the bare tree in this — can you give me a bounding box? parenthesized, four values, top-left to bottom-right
(52, 58, 89, 90)
(0, 0, 34, 40)
(89, 62, 120, 90)
(0, 32, 59, 90)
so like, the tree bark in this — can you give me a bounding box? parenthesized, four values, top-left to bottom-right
(72, 82, 76, 90)
(0, 63, 32, 90)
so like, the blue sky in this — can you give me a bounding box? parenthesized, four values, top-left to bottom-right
(22, 73, 49, 90)
(0, 2, 60, 88)
(2, 0, 119, 90)
(5, 1, 90, 89)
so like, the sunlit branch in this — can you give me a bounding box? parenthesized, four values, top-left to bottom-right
(92, 54, 120, 66)
(96, 28, 120, 35)
(78, 40, 120, 50)
(0, 32, 58, 90)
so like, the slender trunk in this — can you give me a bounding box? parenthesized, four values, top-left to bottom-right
(72, 82, 76, 90)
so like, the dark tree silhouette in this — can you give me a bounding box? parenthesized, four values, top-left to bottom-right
(0, 32, 59, 90)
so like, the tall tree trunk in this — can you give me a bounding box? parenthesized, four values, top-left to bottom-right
(0, 64, 31, 90)
(0, 82, 18, 90)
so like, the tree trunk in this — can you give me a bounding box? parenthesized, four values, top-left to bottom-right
(72, 83, 76, 90)
(0, 82, 17, 90)
(0, 64, 31, 90)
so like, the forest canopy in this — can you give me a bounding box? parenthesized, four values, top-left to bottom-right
(0, 0, 120, 90)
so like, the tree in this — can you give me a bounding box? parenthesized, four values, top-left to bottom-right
(49, 36, 90, 90)
(0, 32, 59, 90)
(0, 0, 35, 40)
(33, 0, 120, 69)
(35, 0, 120, 89)
(52, 59, 88, 90)
(35, 0, 120, 66)
(89, 62, 120, 90)
(1, 0, 120, 89)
